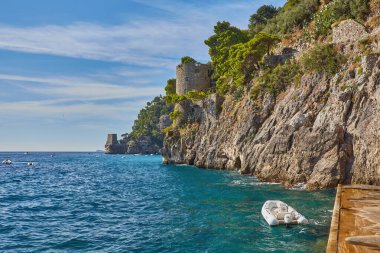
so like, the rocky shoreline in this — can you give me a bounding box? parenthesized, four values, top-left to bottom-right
(162, 51, 380, 189)
(104, 134, 161, 155)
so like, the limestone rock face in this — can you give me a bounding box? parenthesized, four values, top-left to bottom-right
(332, 19, 368, 43)
(158, 115, 172, 131)
(105, 143, 127, 154)
(163, 54, 380, 189)
(127, 137, 160, 154)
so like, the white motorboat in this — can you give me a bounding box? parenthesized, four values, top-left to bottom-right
(262, 200, 308, 226)
(2, 159, 12, 165)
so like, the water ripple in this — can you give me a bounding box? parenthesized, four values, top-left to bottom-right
(0, 152, 335, 252)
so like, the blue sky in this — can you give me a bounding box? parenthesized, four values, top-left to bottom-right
(0, 0, 285, 151)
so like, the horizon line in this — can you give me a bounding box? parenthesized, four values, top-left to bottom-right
(0, 150, 105, 153)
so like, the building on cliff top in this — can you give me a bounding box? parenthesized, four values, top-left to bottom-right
(175, 62, 212, 95)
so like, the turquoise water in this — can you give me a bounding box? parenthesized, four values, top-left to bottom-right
(0, 152, 335, 252)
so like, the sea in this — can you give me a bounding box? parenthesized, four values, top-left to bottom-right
(0, 152, 335, 252)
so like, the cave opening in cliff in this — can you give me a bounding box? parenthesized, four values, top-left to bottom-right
(234, 157, 242, 169)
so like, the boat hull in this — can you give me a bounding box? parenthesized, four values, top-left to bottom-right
(261, 200, 308, 226)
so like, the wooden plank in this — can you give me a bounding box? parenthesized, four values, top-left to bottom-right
(327, 184, 380, 252)
(327, 184, 342, 253)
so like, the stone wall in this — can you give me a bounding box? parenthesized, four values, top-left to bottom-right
(332, 19, 368, 43)
(105, 134, 127, 154)
(106, 134, 118, 145)
(262, 47, 298, 67)
(176, 62, 211, 95)
(127, 136, 160, 154)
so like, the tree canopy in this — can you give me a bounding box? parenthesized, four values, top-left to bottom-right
(211, 32, 280, 93)
(314, 0, 370, 36)
(181, 56, 197, 64)
(165, 78, 176, 96)
(249, 5, 278, 36)
(126, 96, 173, 147)
(247, 0, 320, 36)
(204, 21, 249, 80)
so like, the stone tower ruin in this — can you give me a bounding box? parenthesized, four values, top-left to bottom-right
(106, 134, 118, 145)
(176, 62, 212, 95)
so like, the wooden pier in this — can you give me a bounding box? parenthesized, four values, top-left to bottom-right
(326, 184, 380, 252)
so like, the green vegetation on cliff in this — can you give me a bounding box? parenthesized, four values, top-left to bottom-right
(300, 44, 347, 76)
(165, 0, 371, 103)
(204, 21, 249, 81)
(201, 0, 371, 99)
(122, 0, 378, 156)
(261, 0, 319, 36)
(216, 32, 280, 94)
(204, 21, 280, 94)
(203, 0, 326, 95)
(314, 0, 370, 36)
(124, 96, 173, 147)
(248, 5, 279, 36)
(164, 89, 210, 104)
(251, 61, 301, 100)
(165, 78, 176, 96)
(249, 43, 346, 100)
(181, 56, 197, 64)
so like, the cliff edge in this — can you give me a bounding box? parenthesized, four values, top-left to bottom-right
(163, 38, 380, 189)
(105, 95, 173, 155)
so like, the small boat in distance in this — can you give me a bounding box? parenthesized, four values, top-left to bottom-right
(262, 200, 308, 227)
(2, 159, 12, 165)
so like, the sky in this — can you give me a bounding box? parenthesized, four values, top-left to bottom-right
(0, 0, 286, 151)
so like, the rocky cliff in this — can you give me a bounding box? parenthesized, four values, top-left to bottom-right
(163, 46, 380, 189)
(105, 134, 161, 154)
(105, 95, 173, 155)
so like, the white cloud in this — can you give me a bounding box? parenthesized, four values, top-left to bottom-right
(0, 20, 210, 68)
(0, 0, 287, 71)
(0, 100, 137, 119)
(0, 73, 163, 101)
(0, 0, 282, 67)
(0, 72, 160, 126)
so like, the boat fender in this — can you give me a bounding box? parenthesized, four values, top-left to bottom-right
(267, 216, 279, 226)
(297, 217, 308, 225)
(284, 214, 292, 224)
